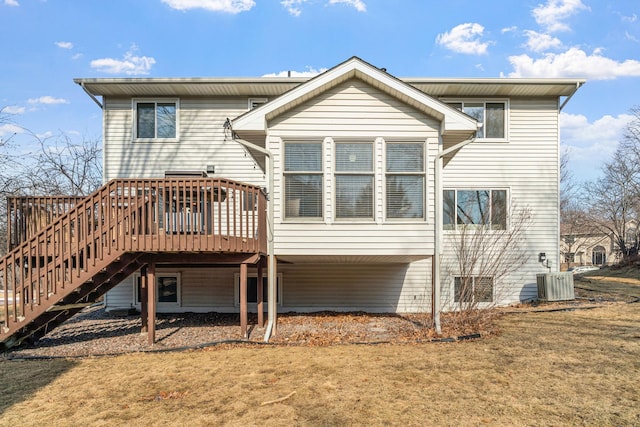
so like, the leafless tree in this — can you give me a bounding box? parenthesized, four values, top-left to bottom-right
(441, 203, 532, 326)
(560, 147, 578, 215)
(21, 132, 102, 196)
(0, 113, 102, 255)
(586, 142, 640, 261)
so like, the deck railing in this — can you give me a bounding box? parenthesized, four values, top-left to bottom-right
(1, 178, 267, 336)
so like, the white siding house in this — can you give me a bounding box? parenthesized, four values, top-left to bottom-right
(75, 56, 584, 317)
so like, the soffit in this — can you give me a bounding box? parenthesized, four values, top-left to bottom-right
(74, 77, 584, 99)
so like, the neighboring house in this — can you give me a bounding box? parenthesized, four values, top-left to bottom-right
(560, 220, 639, 269)
(1, 57, 584, 347)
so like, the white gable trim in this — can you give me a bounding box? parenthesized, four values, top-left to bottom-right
(232, 57, 478, 136)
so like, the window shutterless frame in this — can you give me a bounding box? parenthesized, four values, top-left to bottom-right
(445, 100, 508, 141)
(385, 141, 426, 220)
(283, 141, 324, 220)
(132, 98, 180, 143)
(334, 141, 375, 221)
(234, 273, 283, 306)
(133, 272, 181, 308)
(443, 188, 508, 230)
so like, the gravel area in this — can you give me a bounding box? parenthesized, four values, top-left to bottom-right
(2, 305, 441, 358)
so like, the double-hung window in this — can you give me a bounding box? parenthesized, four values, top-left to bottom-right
(134, 99, 178, 141)
(448, 101, 506, 140)
(284, 142, 323, 219)
(335, 142, 374, 219)
(443, 189, 507, 230)
(386, 142, 425, 219)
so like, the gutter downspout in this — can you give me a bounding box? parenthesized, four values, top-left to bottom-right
(433, 134, 477, 334)
(229, 132, 276, 342)
(559, 82, 584, 112)
(77, 82, 104, 110)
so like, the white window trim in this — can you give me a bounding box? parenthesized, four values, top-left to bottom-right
(132, 272, 182, 308)
(132, 98, 180, 143)
(443, 187, 510, 231)
(248, 98, 268, 110)
(233, 272, 283, 306)
(443, 99, 509, 142)
(383, 140, 428, 223)
(333, 140, 376, 223)
(282, 140, 324, 222)
(453, 276, 494, 304)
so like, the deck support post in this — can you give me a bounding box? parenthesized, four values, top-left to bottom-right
(147, 261, 156, 345)
(240, 262, 248, 338)
(257, 261, 264, 328)
(140, 265, 148, 333)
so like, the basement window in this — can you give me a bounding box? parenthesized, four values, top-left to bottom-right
(454, 276, 493, 303)
(234, 273, 282, 305)
(134, 273, 181, 308)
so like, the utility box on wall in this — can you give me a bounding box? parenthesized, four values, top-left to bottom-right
(536, 272, 575, 301)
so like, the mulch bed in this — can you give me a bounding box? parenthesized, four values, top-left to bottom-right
(1, 285, 625, 359)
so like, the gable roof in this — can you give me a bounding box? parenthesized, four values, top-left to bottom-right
(231, 56, 479, 136)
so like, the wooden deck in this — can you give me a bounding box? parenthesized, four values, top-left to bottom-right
(1, 178, 267, 349)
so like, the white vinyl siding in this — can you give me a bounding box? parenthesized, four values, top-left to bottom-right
(440, 97, 560, 304)
(269, 78, 439, 256)
(104, 260, 433, 314)
(103, 97, 266, 186)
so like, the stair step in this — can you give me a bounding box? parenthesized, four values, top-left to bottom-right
(46, 302, 95, 312)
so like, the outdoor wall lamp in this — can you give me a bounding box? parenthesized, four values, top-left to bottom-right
(539, 252, 550, 269)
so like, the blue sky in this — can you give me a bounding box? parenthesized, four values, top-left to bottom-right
(1, 0, 639, 182)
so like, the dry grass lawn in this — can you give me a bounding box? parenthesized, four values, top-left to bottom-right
(1, 275, 640, 426)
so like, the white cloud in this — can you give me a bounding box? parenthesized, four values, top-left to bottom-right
(55, 41, 74, 49)
(561, 112, 634, 180)
(281, 0, 307, 16)
(508, 47, 640, 79)
(621, 13, 637, 23)
(2, 105, 25, 114)
(161, 0, 255, 13)
(90, 46, 156, 75)
(0, 123, 23, 137)
(523, 30, 562, 52)
(4, 0, 19, 6)
(28, 96, 69, 105)
(262, 66, 327, 77)
(436, 23, 491, 55)
(626, 32, 640, 44)
(328, 0, 366, 12)
(502, 26, 518, 34)
(281, 0, 365, 16)
(532, 0, 589, 33)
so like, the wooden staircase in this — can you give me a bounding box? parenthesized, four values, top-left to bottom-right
(1, 178, 267, 350)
